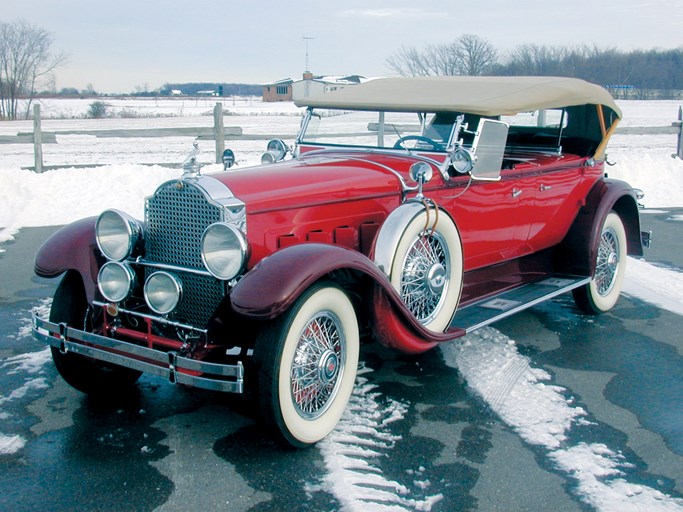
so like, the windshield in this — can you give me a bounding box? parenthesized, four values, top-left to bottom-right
(298, 110, 456, 152)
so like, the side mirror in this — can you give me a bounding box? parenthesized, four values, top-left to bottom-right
(468, 119, 508, 181)
(222, 148, 235, 170)
(408, 161, 433, 199)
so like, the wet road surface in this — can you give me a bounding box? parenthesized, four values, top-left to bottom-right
(1, 211, 682, 511)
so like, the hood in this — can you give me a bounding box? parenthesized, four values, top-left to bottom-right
(209, 152, 411, 213)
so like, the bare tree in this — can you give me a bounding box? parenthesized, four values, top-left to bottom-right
(386, 46, 433, 77)
(0, 20, 65, 120)
(386, 35, 498, 77)
(455, 34, 498, 76)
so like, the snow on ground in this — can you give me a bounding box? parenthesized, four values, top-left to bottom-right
(441, 329, 683, 511)
(315, 365, 443, 512)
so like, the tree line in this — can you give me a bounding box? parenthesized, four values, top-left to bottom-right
(387, 35, 683, 98)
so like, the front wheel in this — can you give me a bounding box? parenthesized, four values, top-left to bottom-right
(573, 211, 627, 314)
(253, 283, 359, 447)
(50, 271, 142, 395)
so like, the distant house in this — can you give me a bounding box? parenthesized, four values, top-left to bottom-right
(292, 72, 367, 101)
(263, 73, 368, 102)
(263, 78, 294, 102)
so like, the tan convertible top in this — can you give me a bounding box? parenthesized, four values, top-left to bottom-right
(296, 76, 622, 118)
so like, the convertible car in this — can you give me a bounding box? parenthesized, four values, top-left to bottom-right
(32, 76, 646, 447)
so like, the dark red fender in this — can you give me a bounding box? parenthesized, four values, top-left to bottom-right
(556, 178, 642, 277)
(34, 217, 101, 303)
(229, 243, 466, 353)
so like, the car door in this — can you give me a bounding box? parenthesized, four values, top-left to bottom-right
(440, 166, 536, 271)
(525, 155, 588, 251)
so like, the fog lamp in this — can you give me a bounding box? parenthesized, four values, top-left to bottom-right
(144, 272, 182, 315)
(98, 261, 136, 303)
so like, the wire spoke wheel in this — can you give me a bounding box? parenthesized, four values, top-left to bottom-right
(594, 227, 620, 296)
(573, 211, 627, 314)
(290, 311, 345, 419)
(387, 206, 463, 333)
(400, 230, 450, 324)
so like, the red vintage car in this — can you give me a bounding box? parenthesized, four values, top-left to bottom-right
(33, 76, 646, 447)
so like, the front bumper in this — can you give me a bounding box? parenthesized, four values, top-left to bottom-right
(32, 314, 244, 393)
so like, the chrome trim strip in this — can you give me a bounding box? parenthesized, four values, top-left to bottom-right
(92, 301, 208, 333)
(132, 258, 213, 277)
(33, 314, 243, 393)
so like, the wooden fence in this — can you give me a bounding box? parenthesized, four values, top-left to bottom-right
(2, 103, 682, 173)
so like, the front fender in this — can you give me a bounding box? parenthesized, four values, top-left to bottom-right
(34, 217, 101, 303)
(229, 243, 466, 351)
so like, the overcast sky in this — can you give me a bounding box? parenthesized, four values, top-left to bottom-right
(5, 0, 683, 93)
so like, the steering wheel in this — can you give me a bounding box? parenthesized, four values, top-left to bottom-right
(393, 135, 445, 152)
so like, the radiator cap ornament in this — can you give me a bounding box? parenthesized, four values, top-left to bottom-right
(182, 142, 201, 178)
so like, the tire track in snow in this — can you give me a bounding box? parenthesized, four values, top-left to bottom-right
(315, 365, 443, 512)
(441, 327, 683, 511)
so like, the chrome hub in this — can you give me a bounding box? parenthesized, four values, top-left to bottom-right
(426, 263, 447, 295)
(318, 350, 339, 384)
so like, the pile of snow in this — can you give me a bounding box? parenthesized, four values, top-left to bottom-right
(0, 165, 183, 244)
(608, 154, 683, 208)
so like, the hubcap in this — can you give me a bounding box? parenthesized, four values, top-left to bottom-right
(595, 227, 620, 296)
(427, 263, 447, 295)
(400, 231, 450, 324)
(290, 311, 345, 419)
(318, 350, 339, 383)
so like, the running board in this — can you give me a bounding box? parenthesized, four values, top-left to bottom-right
(451, 275, 590, 334)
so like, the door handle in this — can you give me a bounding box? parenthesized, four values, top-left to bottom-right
(539, 184, 552, 191)
(512, 188, 522, 198)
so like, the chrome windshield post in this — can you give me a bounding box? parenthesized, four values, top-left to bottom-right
(296, 108, 314, 145)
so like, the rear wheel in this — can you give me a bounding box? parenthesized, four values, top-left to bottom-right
(253, 283, 359, 447)
(573, 212, 627, 314)
(50, 271, 142, 395)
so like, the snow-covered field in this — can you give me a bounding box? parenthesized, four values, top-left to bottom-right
(1, 97, 683, 511)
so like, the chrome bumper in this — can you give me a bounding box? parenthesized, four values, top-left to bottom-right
(32, 314, 244, 393)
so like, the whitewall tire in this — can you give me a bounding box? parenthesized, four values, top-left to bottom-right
(573, 211, 627, 314)
(253, 283, 359, 447)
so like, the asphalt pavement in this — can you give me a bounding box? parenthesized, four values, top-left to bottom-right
(0, 211, 681, 511)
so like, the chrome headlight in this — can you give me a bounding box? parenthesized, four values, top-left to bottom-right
(144, 272, 182, 315)
(201, 223, 248, 280)
(95, 209, 143, 261)
(98, 261, 136, 303)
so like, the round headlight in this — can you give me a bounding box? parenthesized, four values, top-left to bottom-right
(96, 209, 143, 261)
(144, 272, 182, 315)
(201, 223, 248, 280)
(452, 148, 474, 174)
(98, 261, 136, 303)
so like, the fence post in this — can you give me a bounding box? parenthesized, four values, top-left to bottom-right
(33, 104, 44, 173)
(676, 106, 682, 160)
(214, 102, 224, 164)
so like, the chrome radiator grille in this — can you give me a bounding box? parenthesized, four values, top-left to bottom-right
(145, 180, 225, 327)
